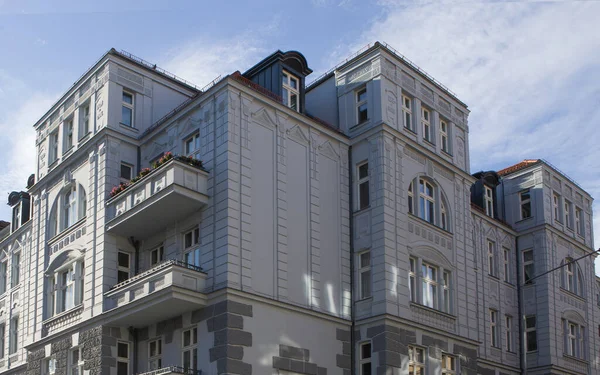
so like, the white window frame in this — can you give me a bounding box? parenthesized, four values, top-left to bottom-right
(490, 309, 498, 347)
(118, 251, 131, 284)
(79, 103, 90, 139)
(505, 315, 513, 352)
(0, 260, 6, 295)
(357, 162, 370, 210)
(182, 327, 198, 371)
(440, 119, 449, 153)
(566, 261, 574, 292)
(565, 200, 572, 228)
(12, 203, 21, 232)
(183, 227, 200, 267)
(184, 132, 200, 156)
(441, 201, 447, 231)
(59, 266, 75, 312)
(63, 117, 74, 153)
(503, 248, 511, 283)
(120, 162, 133, 183)
(487, 240, 497, 277)
(0, 323, 5, 359)
(419, 178, 435, 224)
(408, 182, 414, 214)
(356, 86, 368, 124)
(575, 207, 583, 235)
(567, 322, 577, 357)
(525, 315, 537, 352)
(408, 346, 425, 375)
(49, 130, 59, 165)
(421, 262, 438, 309)
(442, 270, 451, 313)
(402, 95, 413, 131)
(523, 249, 534, 285)
(11, 251, 20, 287)
(282, 70, 300, 112)
(421, 107, 431, 142)
(359, 342, 372, 375)
(359, 251, 371, 300)
(49, 260, 84, 316)
(148, 338, 163, 370)
(8, 316, 17, 354)
(69, 347, 84, 375)
(484, 186, 494, 217)
(44, 357, 57, 375)
(520, 189, 532, 219)
(117, 341, 130, 375)
(553, 193, 561, 222)
(151, 246, 165, 267)
(121, 91, 134, 127)
(441, 353, 456, 375)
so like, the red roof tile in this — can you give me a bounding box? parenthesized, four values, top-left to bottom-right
(497, 159, 540, 176)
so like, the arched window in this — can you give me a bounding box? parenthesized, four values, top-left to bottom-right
(408, 182, 414, 214)
(45, 249, 85, 318)
(561, 258, 585, 297)
(441, 201, 448, 231)
(48, 184, 87, 237)
(419, 179, 435, 223)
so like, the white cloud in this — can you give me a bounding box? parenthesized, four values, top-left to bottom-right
(345, 1, 600, 268)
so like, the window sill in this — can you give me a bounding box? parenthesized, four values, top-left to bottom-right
(488, 274, 500, 281)
(559, 287, 585, 302)
(350, 120, 370, 132)
(78, 132, 91, 142)
(408, 212, 453, 236)
(48, 159, 59, 169)
(353, 205, 371, 214)
(47, 217, 87, 247)
(410, 302, 456, 319)
(357, 296, 373, 303)
(119, 123, 138, 131)
(62, 146, 74, 158)
(441, 149, 453, 157)
(404, 126, 417, 135)
(515, 216, 533, 224)
(43, 304, 83, 325)
(423, 139, 435, 147)
(562, 353, 588, 364)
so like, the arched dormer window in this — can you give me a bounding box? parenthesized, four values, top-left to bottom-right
(408, 177, 451, 232)
(49, 184, 87, 237)
(561, 258, 585, 297)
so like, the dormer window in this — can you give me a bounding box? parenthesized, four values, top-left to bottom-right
(122, 91, 134, 127)
(11, 205, 21, 232)
(282, 70, 299, 111)
(356, 87, 368, 124)
(484, 186, 494, 217)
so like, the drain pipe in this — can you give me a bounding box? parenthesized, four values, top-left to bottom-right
(129, 327, 138, 374)
(515, 235, 525, 375)
(129, 237, 140, 274)
(348, 145, 355, 375)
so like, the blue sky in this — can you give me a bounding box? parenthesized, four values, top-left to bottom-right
(1, 0, 599, 269)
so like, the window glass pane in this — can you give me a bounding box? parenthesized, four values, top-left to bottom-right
(358, 163, 368, 179)
(361, 270, 371, 297)
(290, 77, 298, 89)
(290, 94, 298, 111)
(358, 104, 368, 122)
(361, 343, 371, 359)
(123, 92, 133, 104)
(357, 89, 367, 102)
(117, 362, 128, 375)
(118, 252, 129, 268)
(122, 107, 132, 126)
(183, 330, 191, 346)
(360, 252, 370, 268)
(120, 164, 132, 179)
(117, 343, 128, 358)
(359, 182, 369, 210)
(185, 232, 192, 248)
(282, 88, 288, 106)
(282, 74, 288, 85)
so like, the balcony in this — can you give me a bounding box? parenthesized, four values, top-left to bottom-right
(105, 158, 209, 239)
(104, 260, 208, 327)
(137, 366, 202, 375)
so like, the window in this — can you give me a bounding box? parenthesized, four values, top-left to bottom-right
(421, 107, 431, 142)
(117, 342, 130, 375)
(563, 320, 584, 359)
(11, 251, 20, 287)
(118, 252, 131, 283)
(148, 338, 162, 370)
(562, 258, 584, 297)
(525, 315, 537, 352)
(12, 204, 21, 231)
(0, 324, 4, 358)
(49, 131, 59, 164)
(419, 179, 435, 224)
(408, 182, 414, 214)
(408, 346, 425, 375)
(490, 309, 498, 347)
(403, 95, 413, 131)
(443, 271, 451, 313)
(553, 193, 560, 222)
(151, 246, 164, 266)
(409, 257, 416, 302)
(64, 189, 78, 228)
(9, 316, 17, 354)
(506, 315, 513, 352)
(566, 261, 574, 292)
(44, 358, 57, 375)
(282, 70, 299, 111)
(503, 248, 511, 283)
(69, 347, 84, 375)
(184, 132, 200, 155)
(575, 207, 583, 236)
(182, 327, 198, 371)
(79, 104, 90, 139)
(358, 162, 369, 210)
(0, 260, 6, 294)
(63, 118, 74, 153)
(520, 189, 531, 219)
(484, 186, 494, 217)
(183, 228, 200, 267)
(121, 91, 134, 127)
(359, 251, 371, 299)
(359, 342, 372, 375)
(48, 261, 84, 316)
(440, 120, 449, 153)
(487, 241, 497, 277)
(49, 184, 87, 236)
(356, 87, 368, 124)
(422, 262, 438, 309)
(120, 163, 133, 182)
(565, 200, 572, 228)
(441, 353, 456, 375)
(441, 201, 448, 231)
(523, 250, 534, 285)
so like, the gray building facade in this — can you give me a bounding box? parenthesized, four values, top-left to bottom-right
(0, 42, 596, 375)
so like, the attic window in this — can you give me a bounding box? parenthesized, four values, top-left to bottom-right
(484, 186, 494, 217)
(282, 70, 299, 112)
